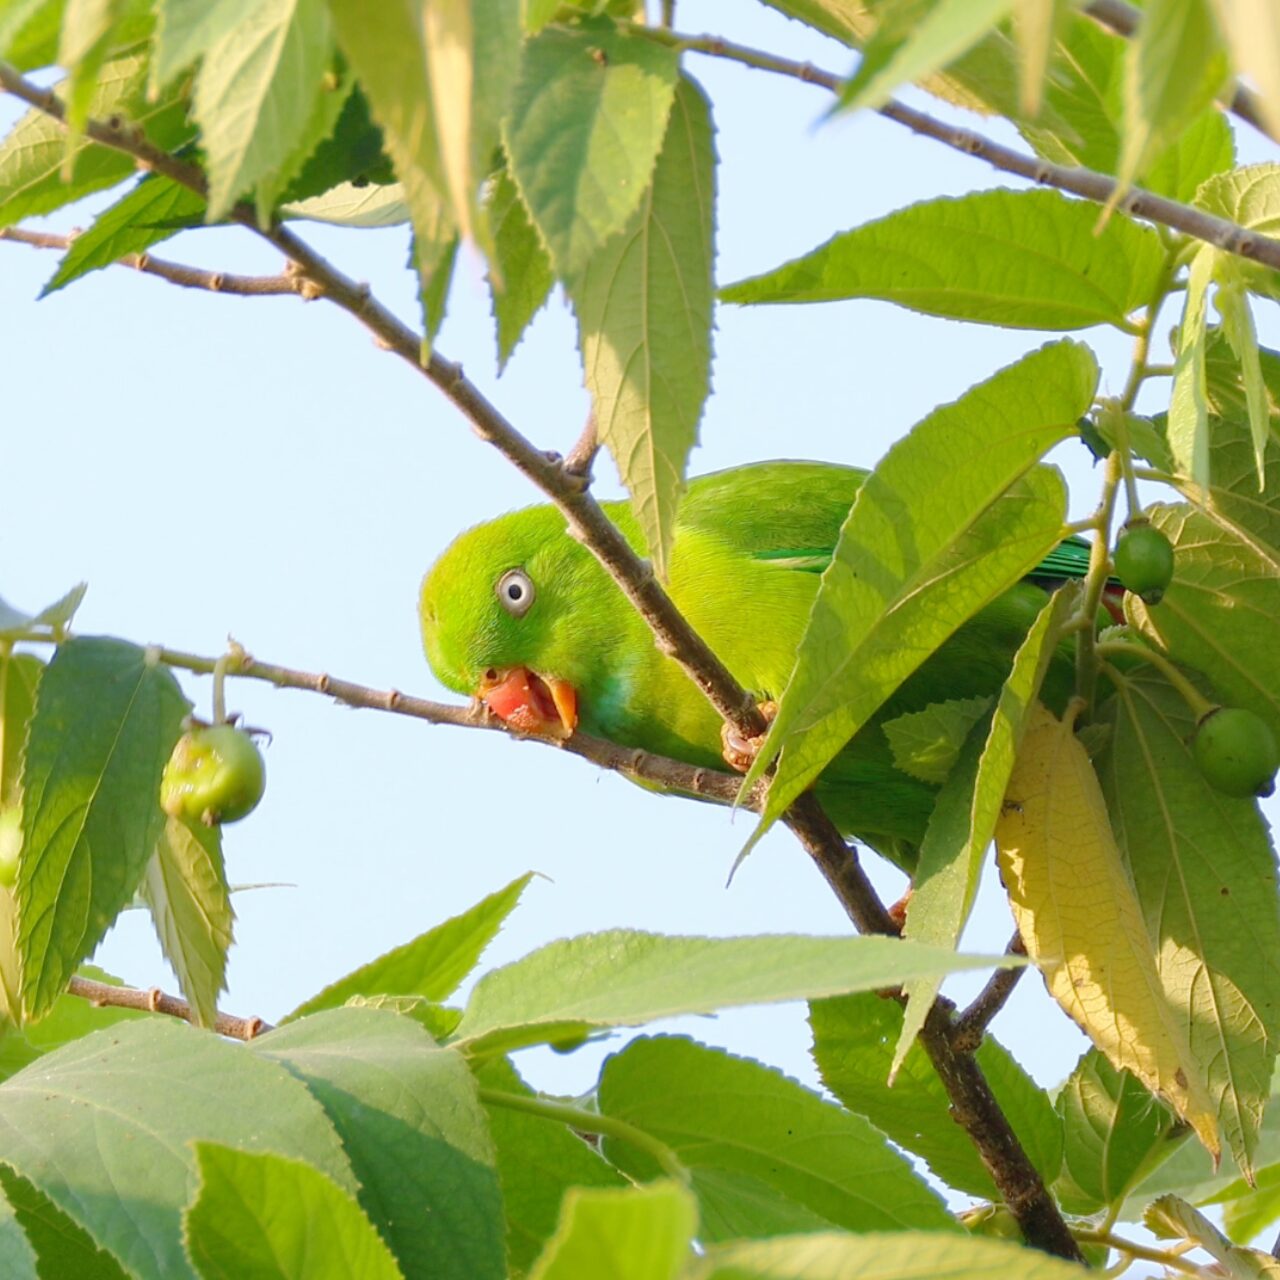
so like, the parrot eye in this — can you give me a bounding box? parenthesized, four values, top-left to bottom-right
(496, 568, 535, 617)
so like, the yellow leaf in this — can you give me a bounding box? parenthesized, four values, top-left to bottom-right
(996, 701, 1219, 1156)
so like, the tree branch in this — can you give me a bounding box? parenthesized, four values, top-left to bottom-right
(67, 975, 271, 1041)
(952, 933, 1028, 1052)
(0, 226, 301, 294)
(153, 642, 760, 809)
(0, 65, 1080, 1260)
(636, 32, 1280, 275)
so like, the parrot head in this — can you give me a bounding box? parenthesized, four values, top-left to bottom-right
(420, 504, 615, 740)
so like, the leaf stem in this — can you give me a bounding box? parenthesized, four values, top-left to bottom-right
(477, 1087, 688, 1184)
(1075, 1228, 1203, 1275)
(1095, 643, 1214, 719)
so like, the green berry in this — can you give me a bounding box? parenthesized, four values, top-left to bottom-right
(1193, 707, 1279, 799)
(1113, 520, 1175, 605)
(161, 725, 266, 826)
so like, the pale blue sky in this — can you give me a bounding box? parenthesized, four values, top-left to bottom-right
(2, 0, 1277, 1161)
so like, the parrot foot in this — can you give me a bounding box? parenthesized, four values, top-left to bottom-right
(720, 701, 778, 772)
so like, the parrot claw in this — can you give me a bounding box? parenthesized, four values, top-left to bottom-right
(720, 701, 778, 772)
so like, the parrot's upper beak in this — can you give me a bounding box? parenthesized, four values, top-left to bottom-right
(478, 667, 578, 739)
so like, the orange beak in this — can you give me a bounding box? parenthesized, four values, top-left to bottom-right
(478, 667, 578, 740)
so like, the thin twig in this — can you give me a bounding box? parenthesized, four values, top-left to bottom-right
(562, 412, 599, 482)
(1083, 0, 1276, 143)
(633, 31, 1280, 275)
(66, 975, 271, 1041)
(0, 226, 301, 294)
(952, 933, 1027, 1051)
(0, 66, 1081, 1260)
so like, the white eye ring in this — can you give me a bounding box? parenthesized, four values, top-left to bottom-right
(496, 568, 535, 617)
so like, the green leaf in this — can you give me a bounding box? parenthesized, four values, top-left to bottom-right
(528, 1181, 695, 1280)
(1130, 501, 1280, 747)
(570, 72, 715, 578)
(284, 179, 408, 226)
(0, 1018, 356, 1279)
(1142, 106, 1235, 204)
(598, 1035, 955, 1238)
(0, 653, 41, 808)
(810, 991, 1061, 1198)
(1116, 0, 1229, 198)
(1221, 1167, 1280, 1244)
(1097, 666, 1280, 1177)
(0, 964, 147, 1082)
(1169, 246, 1215, 489)
(0, 585, 87, 644)
(1198, 163, 1280, 233)
(58, 0, 127, 144)
(277, 84, 391, 205)
(1127, 1093, 1280, 1210)
(1129, 413, 1280, 742)
(1208, 0, 1280, 143)
(1196, 164, 1280, 301)
(184, 1144, 403, 1280)
(743, 340, 1097, 830)
(998, 701, 1222, 1153)
(1217, 279, 1271, 486)
(882, 694, 993, 784)
(1146, 1193, 1280, 1278)
(699, 1231, 1089, 1279)
(486, 157, 554, 370)
(17, 638, 189, 1020)
(413, 222, 458, 351)
(1167, 406, 1280, 571)
(451, 929, 1021, 1057)
(41, 174, 205, 296)
(328, 0, 454, 295)
(476, 1056, 626, 1276)
(0, 52, 195, 229)
(837, 0, 1013, 114)
(504, 21, 679, 278)
(723, 189, 1165, 332)
(141, 816, 233, 1030)
(252, 1008, 503, 1280)
(286, 872, 534, 1020)
(1055, 1050, 1181, 1215)
(754, 0, 861, 46)
(896, 584, 1080, 1070)
(0, 0, 66, 71)
(0, 1164, 116, 1280)
(151, 0, 258, 90)
(1013, 0, 1066, 116)
(186, 0, 335, 219)
(422, 0, 520, 247)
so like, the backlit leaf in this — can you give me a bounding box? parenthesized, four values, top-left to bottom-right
(996, 702, 1218, 1152)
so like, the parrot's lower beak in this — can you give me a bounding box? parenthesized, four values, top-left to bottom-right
(478, 667, 578, 739)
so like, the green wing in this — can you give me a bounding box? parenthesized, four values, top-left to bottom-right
(679, 461, 1097, 584)
(677, 461, 865, 568)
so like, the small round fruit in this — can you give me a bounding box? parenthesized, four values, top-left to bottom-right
(1193, 707, 1280, 798)
(161, 725, 266, 825)
(0, 807, 21, 888)
(1113, 520, 1175, 605)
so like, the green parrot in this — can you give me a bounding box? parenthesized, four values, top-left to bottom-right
(420, 461, 1095, 867)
